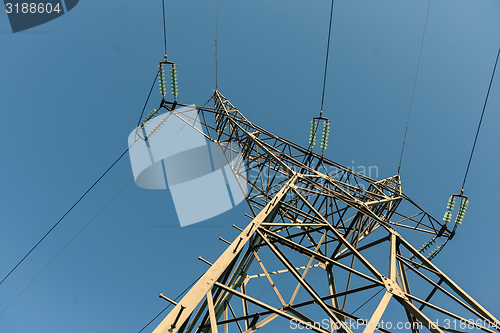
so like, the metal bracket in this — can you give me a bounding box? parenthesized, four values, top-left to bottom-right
(382, 276, 407, 301)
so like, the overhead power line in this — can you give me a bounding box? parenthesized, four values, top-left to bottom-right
(162, 0, 167, 58)
(461, 47, 500, 193)
(0, 178, 134, 315)
(1, 117, 189, 314)
(0, 68, 160, 288)
(397, 0, 432, 175)
(215, 0, 218, 91)
(319, 0, 335, 118)
(0, 146, 131, 287)
(137, 71, 159, 126)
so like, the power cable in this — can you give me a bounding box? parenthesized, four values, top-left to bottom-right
(461, 47, 500, 193)
(1, 0, 176, 317)
(351, 287, 384, 315)
(0, 146, 131, 287)
(404, 43, 500, 283)
(162, 0, 168, 58)
(137, 71, 159, 127)
(0, 178, 134, 315)
(304, 0, 335, 158)
(0, 33, 163, 288)
(0, 118, 188, 314)
(319, 0, 335, 118)
(215, 0, 218, 91)
(358, 49, 500, 311)
(397, 0, 431, 175)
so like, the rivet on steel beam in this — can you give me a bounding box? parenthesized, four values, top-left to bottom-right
(247, 223, 254, 237)
(171, 305, 186, 329)
(233, 237, 243, 254)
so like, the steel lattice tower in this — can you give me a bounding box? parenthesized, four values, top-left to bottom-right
(151, 91, 499, 333)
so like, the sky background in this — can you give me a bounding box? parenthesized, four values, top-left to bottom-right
(1, 0, 499, 332)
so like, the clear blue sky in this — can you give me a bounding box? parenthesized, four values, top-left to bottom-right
(1, 1, 499, 332)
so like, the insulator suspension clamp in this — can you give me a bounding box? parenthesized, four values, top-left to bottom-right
(320, 120, 330, 151)
(308, 117, 330, 151)
(170, 64, 178, 98)
(139, 109, 159, 129)
(158, 64, 166, 97)
(309, 119, 318, 147)
(442, 194, 469, 225)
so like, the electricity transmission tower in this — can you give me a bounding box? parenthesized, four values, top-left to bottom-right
(152, 91, 499, 333)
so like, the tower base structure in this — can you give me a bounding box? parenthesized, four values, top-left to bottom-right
(151, 91, 499, 333)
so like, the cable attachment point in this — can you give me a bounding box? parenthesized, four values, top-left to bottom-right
(442, 195, 456, 223)
(320, 120, 330, 151)
(309, 119, 318, 147)
(454, 197, 469, 225)
(427, 244, 443, 261)
(446, 195, 456, 211)
(442, 194, 469, 225)
(170, 64, 178, 100)
(443, 211, 452, 224)
(309, 117, 330, 152)
(410, 237, 443, 262)
(158, 64, 166, 98)
(139, 109, 159, 129)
